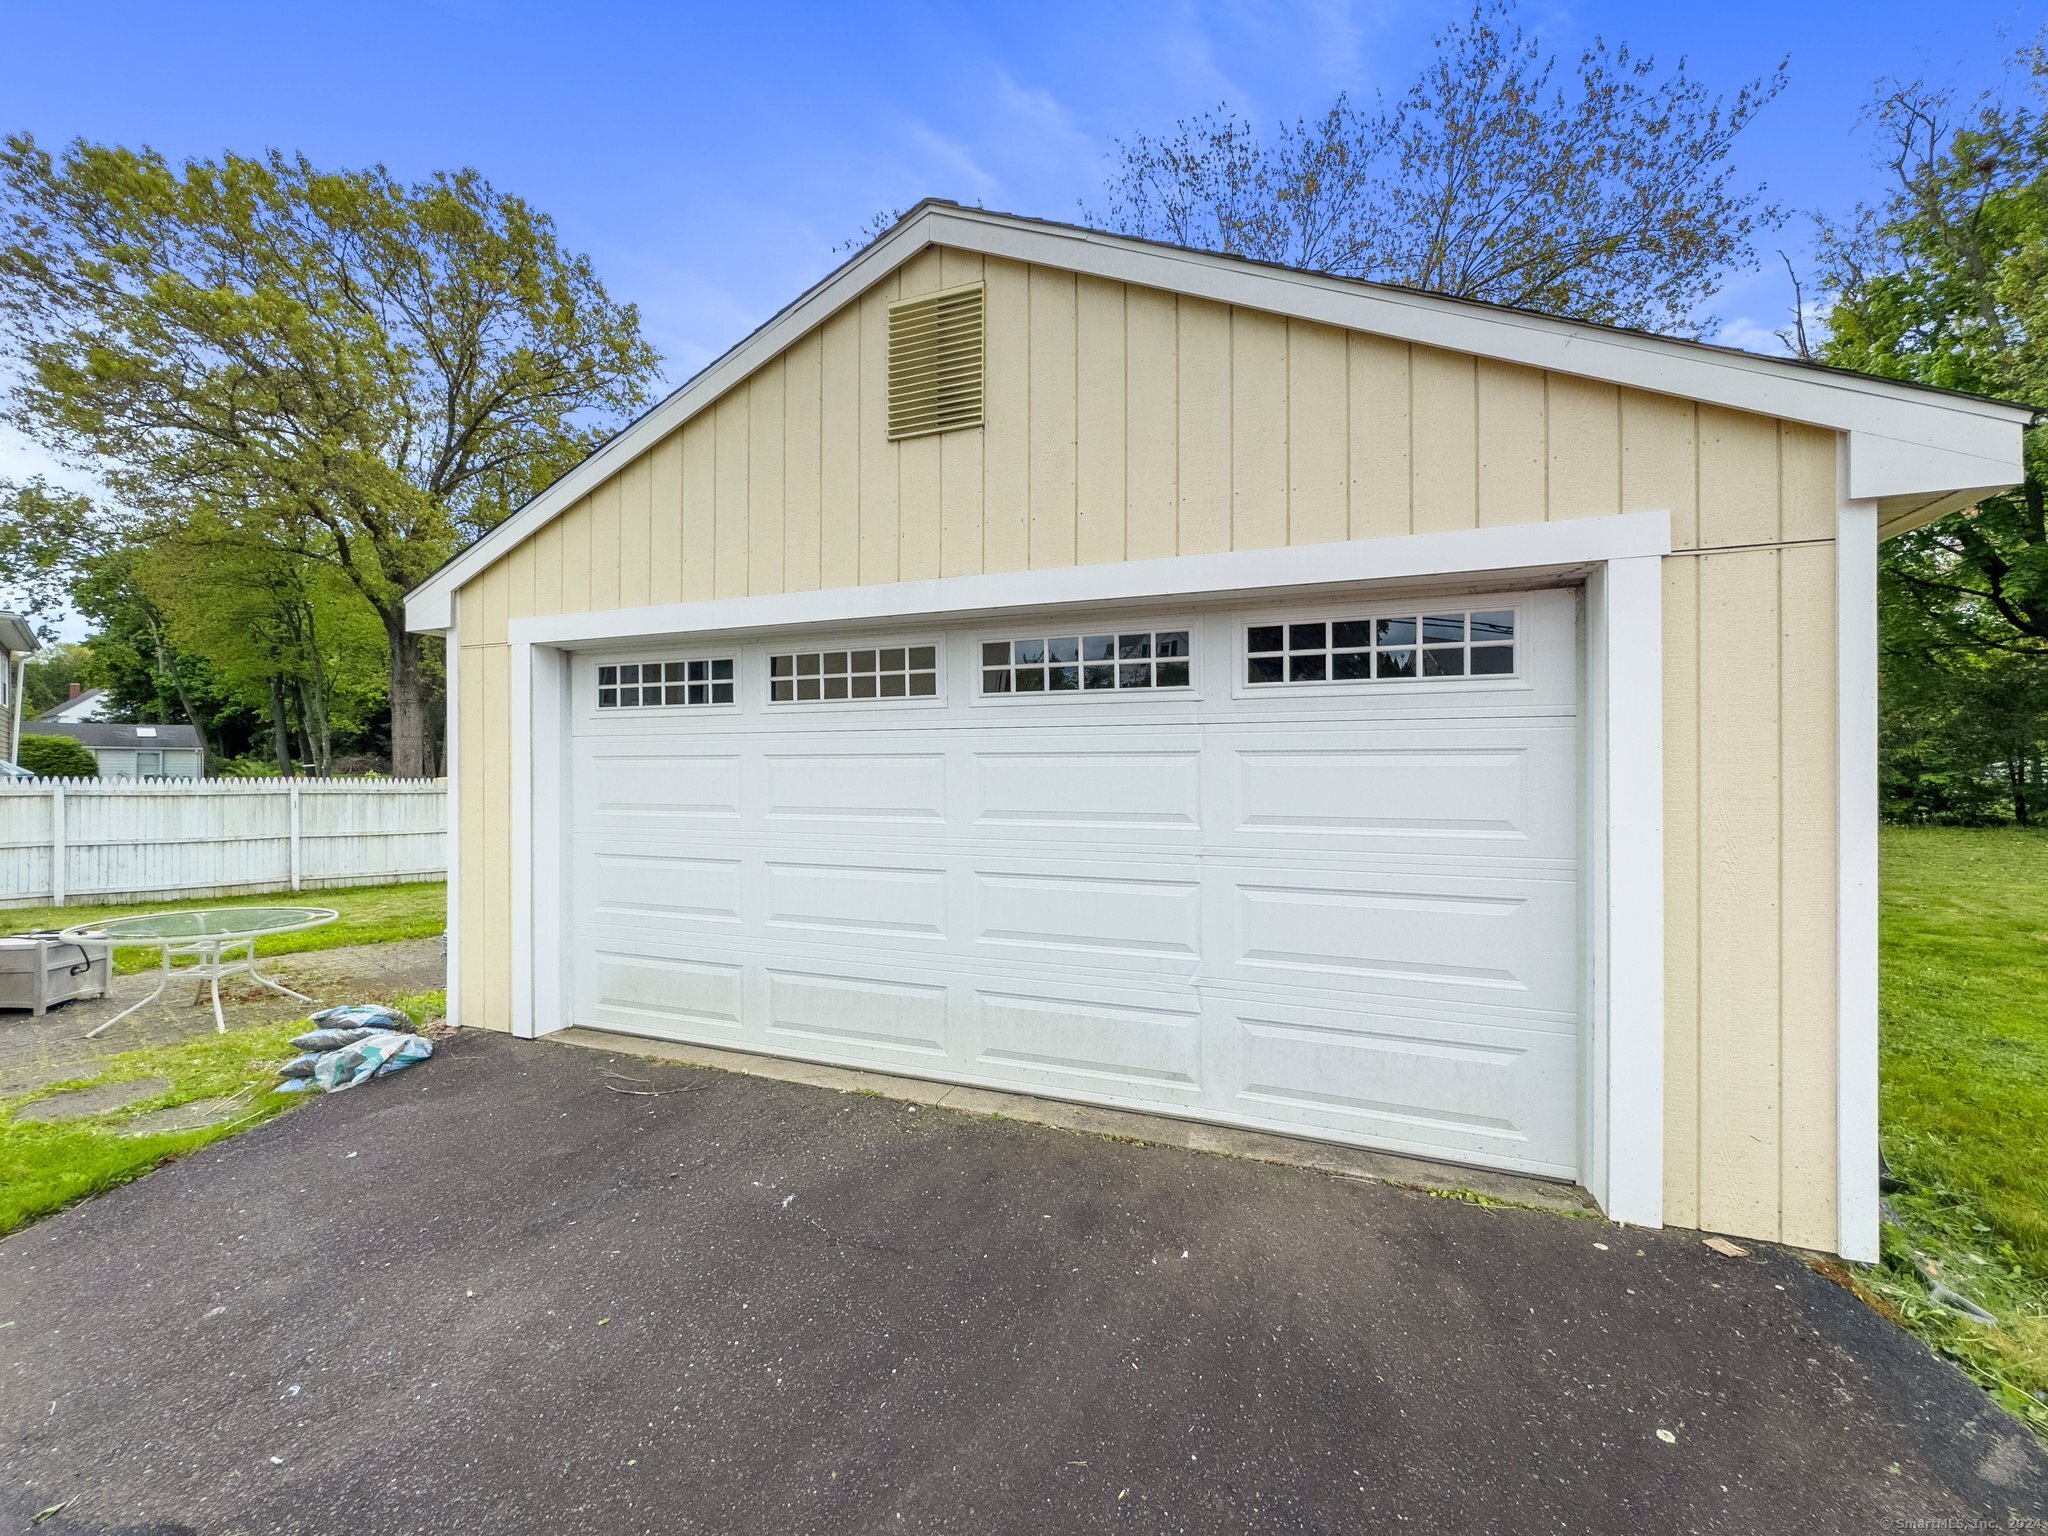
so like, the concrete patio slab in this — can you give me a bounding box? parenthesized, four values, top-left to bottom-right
(9, 1077, 168, 1122)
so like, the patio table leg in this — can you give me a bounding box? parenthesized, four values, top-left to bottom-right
(84, 943, 173, 1040)
(245, 945, 315, 1008)
(208, 941, 228, 1033)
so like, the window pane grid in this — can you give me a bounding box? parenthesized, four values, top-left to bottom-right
(769, 644, 939, 703)
(980, 630, 1191, 695)
(596, 657, 736, 709)
(1244, 609, 1515, 687)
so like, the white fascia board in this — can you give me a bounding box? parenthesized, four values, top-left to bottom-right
(507, 510, 1672, 649)
(1848, 427, 2026, 505)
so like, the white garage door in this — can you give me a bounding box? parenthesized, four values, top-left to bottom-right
(565, 587, 1582, 1177)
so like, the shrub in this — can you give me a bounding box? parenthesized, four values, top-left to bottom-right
(212, 754, 282, 778)
(15, 735, 99, 777)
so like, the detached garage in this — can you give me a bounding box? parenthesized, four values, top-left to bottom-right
(405, 201, 2029, 1262)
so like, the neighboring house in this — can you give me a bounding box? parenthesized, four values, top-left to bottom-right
(0, 611, 38, 767)
(36, 685, 110, 724)
(403, 201, 2030, 1265)
(31, 721, 204, 778)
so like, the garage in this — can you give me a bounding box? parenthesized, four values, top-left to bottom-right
(565, 588, 1581, 1176)
(408, 202, 2033, 1256)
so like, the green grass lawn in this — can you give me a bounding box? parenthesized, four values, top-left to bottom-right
(1876, 826, 2048, 1435)
(4, 880, 446, 974)
(0, 989, 444, 1234)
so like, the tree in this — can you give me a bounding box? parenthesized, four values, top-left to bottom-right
(1881, 581, 2048, 823)
(15, 734, 97, 777)
(0, 476, 105, 642)
(0, 140, 662, 775)
(21, 641, 90, 716)
(1092, 0, 1786, 333)
(1815, 38, 2048, 817)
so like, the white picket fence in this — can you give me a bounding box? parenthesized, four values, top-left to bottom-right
(0, 777, 446, 908)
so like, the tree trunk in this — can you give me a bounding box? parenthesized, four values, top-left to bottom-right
(2015, 757, 2033, 828)
(387, 617, 433, 778)
(297, 676, 331, 775)
(268, 675, 296, 777)
(144, 612, 215, 773)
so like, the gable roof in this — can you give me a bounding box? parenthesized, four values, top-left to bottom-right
(29, 721, 203, 751)
(406, 201, 2036, 633)
(35, 687, 107, 721)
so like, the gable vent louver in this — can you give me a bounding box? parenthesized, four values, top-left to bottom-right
(887, 282, 985, 440)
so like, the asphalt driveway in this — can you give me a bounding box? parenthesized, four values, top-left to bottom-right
(1, 1033, 2041, 1534)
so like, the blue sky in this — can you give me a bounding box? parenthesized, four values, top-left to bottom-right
(0, 0, 2038, 611)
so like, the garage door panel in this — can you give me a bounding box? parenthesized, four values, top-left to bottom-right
(1217, 724, 1577, 862)
(1222, 998, 1579, 1174)
(577, 948, 746, 1036)
(971, 743, 1205, 842)
(764, 859, 950, 941)
(762, 750, 949, 825)
(1223, 866, 1578, 1009)
(974, 863, 1203, 969)
(577, 845, 746, 928)
(764, 967, 951, 1059)
(971, 985, 1204, 1103)
(578, 750, 743, 831)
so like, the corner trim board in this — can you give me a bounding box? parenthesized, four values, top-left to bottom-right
(1836, 471, 1882, 1263)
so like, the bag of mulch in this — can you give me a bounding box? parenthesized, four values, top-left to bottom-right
(311, 1031, 433, 1092)
(276, 1053, 321, 1079)
(303, 1003, 416, 1037)
(291, 1026, 383, 1053)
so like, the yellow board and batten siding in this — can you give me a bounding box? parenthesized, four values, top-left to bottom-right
(452, 249, 1842, 1252)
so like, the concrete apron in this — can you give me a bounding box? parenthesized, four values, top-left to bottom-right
(551, 1025, 1597, 1219)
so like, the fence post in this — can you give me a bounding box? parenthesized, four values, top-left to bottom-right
(288, 782, 303, 892)
(50, 783, 67, 907)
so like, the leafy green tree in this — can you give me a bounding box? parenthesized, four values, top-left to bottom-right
(0, 140, 661, 774)
(21, 641, 91, 717)
(1092, 0, 1787, 333)
(1816, 39, 2048, 819)
(15, 734, 97, 777)
(0, 476, 104, 642)
(1881, 591, 2048, 823)
(64, 547, 256, 768)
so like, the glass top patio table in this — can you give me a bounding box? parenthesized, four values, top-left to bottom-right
(59, 906, 338, 945)
(57, 907, 339, 1038)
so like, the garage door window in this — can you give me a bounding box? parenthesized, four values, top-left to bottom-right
(598, 659, 736, 708)
(1244, 608, 1515, 686)
(981, 629, 1191, 694)
(770, 645, 940, 703)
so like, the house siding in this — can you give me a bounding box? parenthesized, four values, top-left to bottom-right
(450, 247, 1842, 1252)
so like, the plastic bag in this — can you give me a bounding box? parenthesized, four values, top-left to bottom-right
(305, 1003, 416, 1035)
(310, 1030, 433, 1092)
(291, 1026, 383, 1053)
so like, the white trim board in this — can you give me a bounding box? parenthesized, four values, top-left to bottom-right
(404, 203, 2027, 632)
(508, 512, 1671, 651)
(1836, 463, 1883, 1263)
(500, 511, 1670, 1230)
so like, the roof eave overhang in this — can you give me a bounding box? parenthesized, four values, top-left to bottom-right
(405, 202, 2033, 634)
